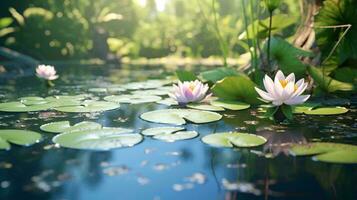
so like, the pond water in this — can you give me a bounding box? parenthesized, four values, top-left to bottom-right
(0, 64, 356, 200)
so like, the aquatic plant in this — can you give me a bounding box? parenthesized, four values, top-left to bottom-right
(255, 70, 310, 120)
(169, 80, 211, 105)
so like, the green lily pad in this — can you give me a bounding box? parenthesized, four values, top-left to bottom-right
(122, 80, 169, 90)
(0, 101, 54, 112)
(290, 142, 357, 164)
(88, 88, 108, 93)
(141, 127, 197, 142)
(104, 95, 162, 104)
(303, 107, 348, 115)
(140, 109, 222, 125)
(53, 128, 142, 150)
(153, 131, 198, 142)
(210, 100, 250, 111)
(40, 121, 102, 133)
(202, 132, 267, 148)
(0, 129, 42, 150)
(131, 89, 169, 96)
(54, 100, 119, 113)
(141, 127, 185, 136)
(292, 103, 320, 114)
(187, 104, 225, 111)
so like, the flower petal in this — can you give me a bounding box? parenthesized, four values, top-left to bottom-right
(255, 87, 274, 101)
(284, 95, 310, 105)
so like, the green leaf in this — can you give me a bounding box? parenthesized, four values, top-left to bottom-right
(307, 65, 354, 92)
(40, 121, 102, 133)
(315, 0, 357, 62)
(187, 104, 225, 111)
(0, 129, 42, 150)
(292, 102, 320, 114)
(175, 70, 197, 82)
(104, 95, 162, 104)
(281, 105, 293, 120)
(54, 101, 119, 113)
(201, 132, 267, 148)
(210, 100, 250, 111)
(211, 75, 261, 105)
(0, 17, 13, 29)
(268, 37, 313, 77)
(290, 142, 357, 164)
(53, 128, 142, 151)
(153, 131, 198, 142)
(142, 127, 185, 136)
(199, 67, 238, 83)
(333, 67, 357, 84)
(140, 109, 222, 125)
(239, 14, 297, 40)
(304, 106, 348, 115)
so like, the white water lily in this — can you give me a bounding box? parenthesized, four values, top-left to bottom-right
(169, 80, 211, 105)
(36, 65, 58, 80)
(255, 70, 310, 106)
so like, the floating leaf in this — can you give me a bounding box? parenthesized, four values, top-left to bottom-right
(141, 127, 185, 136)
(122, 80, 169, 90)
(290, 142, 357, 164)
(211, 75, 260, 105)
(54, 100, 119, 113)
(156, 98, 178, 106)
(88, 88, 108, 93)
(210, 100, 250, 111)
(292, 103, 320, 114)
(53, 128, 142, 150)
(176, 70, 197, 81)
(0, 101, 53, 112)
(153, 131, 198, 142)
(104, 95, 161, 104)
(200, 67, 238, 83)
(202, 132, 267, 148)
(140, 109, 222, 125)
(131, 89, 169, 96)
(187, 104, 225, 111)
(40, 121, 102, 133)
(0, 129, 42, 150)
(304, 107, 348, 115)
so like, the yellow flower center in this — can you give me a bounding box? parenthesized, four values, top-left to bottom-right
(188, 83, 195, 92)
(280, 79, 298, 92)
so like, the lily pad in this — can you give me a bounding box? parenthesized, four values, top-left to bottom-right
(142, 127, 185, 136)
(156, 98, 178, 106)
(290, 142, 357, 164)
(141, 127, 197, 142)
(131, 89, 169, 96)
(292, 103, 320, 114)
(210, 100, 250, 111)
(0, 101, 54, 112)
(0, 129, 42, 150)
(104, 95, 162, 104)
(140, 109, 222, 125)
(40, 121, 102, 133)
(122, 80, 169, 90)
(53, 128, 142, 150)
(202, 132, 267, 148)
(54, 100, 119, 113)
(303, 107, 348, 115)
(187, 104, 225, 111)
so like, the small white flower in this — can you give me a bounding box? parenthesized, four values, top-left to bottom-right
(36, 65, 58, 80)
(169, 80, 211, 105)
(255, 70, 310, 106)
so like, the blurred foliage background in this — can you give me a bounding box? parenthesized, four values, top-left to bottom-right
(0, 0, 301, 61)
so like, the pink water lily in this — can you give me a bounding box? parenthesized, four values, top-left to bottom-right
(169, 80, 211, 104)
(255, 70, 310, 106)
(36, 65, 59, 80)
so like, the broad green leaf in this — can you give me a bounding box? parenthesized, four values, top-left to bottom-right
(0, 17, 13, 29)
(202, 132, 267, 148)
(187, 104, 225, 111)
(315, 0, 357, 62)
(140, 109, 222, 125)
(308, 66, 354, 92)
(239, 14, 297, 40)
(290, 142, 357, 164)
(53, 128, 142, 150)
(211, 75, 261, 105)
(333, 67, 357, 84)
(268, 37, 313, 77)
(199, 67, 238, 83)
(104, 95, 161, 104)
(153, 131, 198, 142)
(292, 102, 320, 114)
(210, 100, 250, 111)
(176, 70, 197, 82)
(40, 121, 102, 133)
(142, 127, 185, 136)
(0, 129, 42, 150)
(281, 105, 293, 120)
(304, 107, 348, 115)
(0, 101, 53, 112)
(54, 101, 119, 113)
